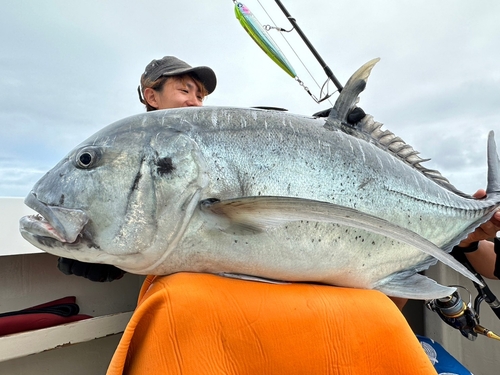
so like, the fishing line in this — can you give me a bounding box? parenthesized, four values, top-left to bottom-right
(274, 0, 344, 93)
(255, 0, 333, 105)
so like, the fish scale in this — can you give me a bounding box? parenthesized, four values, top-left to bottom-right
(181, 107, 493, 249)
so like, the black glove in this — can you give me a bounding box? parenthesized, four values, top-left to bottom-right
(58, 257, 126, 282)
(313, 107, 366, 125)
(494, 238, 500, 279)
(347, 107, 366, 124)
(312, 107, 332, 118)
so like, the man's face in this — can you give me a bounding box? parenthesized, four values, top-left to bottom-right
(154, 76, 204, 109)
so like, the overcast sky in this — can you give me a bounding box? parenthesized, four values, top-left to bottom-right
(1, 0, 499, 198)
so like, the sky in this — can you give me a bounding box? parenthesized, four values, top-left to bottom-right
(1, 0, 499, 197)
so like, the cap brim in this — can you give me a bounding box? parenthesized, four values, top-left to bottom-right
(161, 66, 217, 95)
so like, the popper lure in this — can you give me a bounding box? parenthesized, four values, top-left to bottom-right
(233, 1, 296, 78)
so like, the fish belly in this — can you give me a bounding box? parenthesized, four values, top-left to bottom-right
(155, 220, 431, 289)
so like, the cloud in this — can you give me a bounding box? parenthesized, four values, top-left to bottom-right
(1, 0, 500, 198)
(0, 157, 46, 197)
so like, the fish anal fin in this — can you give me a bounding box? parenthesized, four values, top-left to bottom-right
(375, 273, 457, 300)
(218, 272, 289, 284)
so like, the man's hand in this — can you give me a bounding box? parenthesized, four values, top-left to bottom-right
(452, 189, 500, 279)
(458, 189, 500, 247)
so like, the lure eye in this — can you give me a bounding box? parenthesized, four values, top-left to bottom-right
(75, 148, 99, 169)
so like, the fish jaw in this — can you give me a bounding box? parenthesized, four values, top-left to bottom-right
(20, 192, 89, 246)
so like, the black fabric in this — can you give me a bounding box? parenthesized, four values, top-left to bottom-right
(494, 238, 500, 279)
(451, 246, 468, 264)
(312, 107, 331, 118)
(0, 303, 79, 318)
(452, 241, 479, 254)
(312, 107, 366, 125)
(453, 240, 500, 280)
(58, 257, 126, 282)
(0, 297, 92, 336)
(347, 107, 366, 124)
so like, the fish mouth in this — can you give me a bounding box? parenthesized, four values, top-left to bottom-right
(20, 192, 89, 244)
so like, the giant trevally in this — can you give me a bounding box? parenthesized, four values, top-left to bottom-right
(19, 58, 499, 299)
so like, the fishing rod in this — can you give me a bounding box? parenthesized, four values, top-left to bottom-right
(459, 249, 500, 320)
(427, 242, 500, 341)
(273, 0, 343, 93)
(427, 286, 500, 341)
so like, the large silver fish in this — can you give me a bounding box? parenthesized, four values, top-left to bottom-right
(19, 59, 500, 299)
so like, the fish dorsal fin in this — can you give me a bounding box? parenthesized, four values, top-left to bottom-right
(325, 59, 470, 197)
(326, 58, 380, 127)
(355, 114, 470, 196)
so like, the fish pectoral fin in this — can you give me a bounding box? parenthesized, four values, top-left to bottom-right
(200, 196, 483, 286)
(199, 195, 376, 234)
(199, 196, 326, 234)
(374, 272, 457, 300)
(218, 272, 289, 284)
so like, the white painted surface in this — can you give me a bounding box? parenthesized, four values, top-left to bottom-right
(0, 197, 41, 256)
(0, 252, 144, 374)
(0, 311, 133, 362)
(0, 334, 122, 375)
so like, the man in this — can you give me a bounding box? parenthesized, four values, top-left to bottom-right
(137, 55, 216, 111)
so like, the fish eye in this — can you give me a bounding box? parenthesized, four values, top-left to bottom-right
(79, 153, 92, 166)
(75, 148, 98, 169)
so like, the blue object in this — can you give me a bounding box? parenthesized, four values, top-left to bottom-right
(416, 335, 473, 375)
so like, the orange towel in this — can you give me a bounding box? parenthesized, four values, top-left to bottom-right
(107, 273, 436, 375)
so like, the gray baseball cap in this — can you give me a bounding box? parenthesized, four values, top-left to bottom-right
(142, 56, 217, 94)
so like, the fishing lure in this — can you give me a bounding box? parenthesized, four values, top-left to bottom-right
(234, 1, 296, 78)
(233, 0, 340, 103)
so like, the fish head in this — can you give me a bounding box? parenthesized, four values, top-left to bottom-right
(19, 112, 208, 274)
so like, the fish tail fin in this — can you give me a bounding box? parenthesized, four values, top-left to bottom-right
(487, 131, 500, 196)
(441, 132, 500, 252)
(326, 58, 380, 127)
